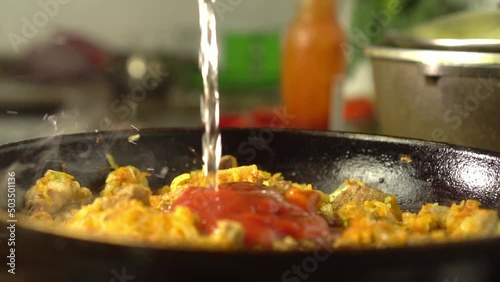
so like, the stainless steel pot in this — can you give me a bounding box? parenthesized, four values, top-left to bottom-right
(365, 46, 500, 152)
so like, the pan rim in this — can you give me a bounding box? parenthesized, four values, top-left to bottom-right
(1, 127, 499, 158)
(1, 127, 500, 257)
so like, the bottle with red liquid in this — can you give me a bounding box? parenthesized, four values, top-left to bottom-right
(281, 0, 346, 130)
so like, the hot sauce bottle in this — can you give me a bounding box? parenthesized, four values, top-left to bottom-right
(281, 0, 346, 130)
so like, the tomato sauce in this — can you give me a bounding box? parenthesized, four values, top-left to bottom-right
(171, 182, 329, 248)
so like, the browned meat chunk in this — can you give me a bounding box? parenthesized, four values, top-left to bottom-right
(331, 179, 402, 220)
(24, 170, 92, 215)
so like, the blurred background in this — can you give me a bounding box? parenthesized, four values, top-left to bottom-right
(0, 0, 498, 150)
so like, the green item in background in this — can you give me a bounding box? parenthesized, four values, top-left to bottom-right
(191, 32, 281, 93)
(223, 32, 281, 90)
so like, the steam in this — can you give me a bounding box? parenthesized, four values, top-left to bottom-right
(0, 79, 133, 211)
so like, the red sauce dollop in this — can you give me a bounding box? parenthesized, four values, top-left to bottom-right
(171, 182, 329, 248)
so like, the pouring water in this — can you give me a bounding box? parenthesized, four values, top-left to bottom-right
(198, 0, 221, 190)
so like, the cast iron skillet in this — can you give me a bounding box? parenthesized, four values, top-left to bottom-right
(0, 128, 500, 282)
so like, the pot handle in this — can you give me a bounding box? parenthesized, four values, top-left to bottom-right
(418, 63, 500, 79)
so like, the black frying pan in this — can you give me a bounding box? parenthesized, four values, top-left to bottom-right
(0, 128, 499, 282)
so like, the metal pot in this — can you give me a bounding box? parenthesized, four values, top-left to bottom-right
(365, 45, 500, 152)
(365, 8, 500, 152)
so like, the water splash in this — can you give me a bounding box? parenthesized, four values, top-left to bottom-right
(198, 0, 221, 190)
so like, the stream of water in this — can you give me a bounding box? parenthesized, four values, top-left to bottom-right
(198, 0, 221, 189)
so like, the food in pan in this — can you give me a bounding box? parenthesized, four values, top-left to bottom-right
(20, 155, 500, 251)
